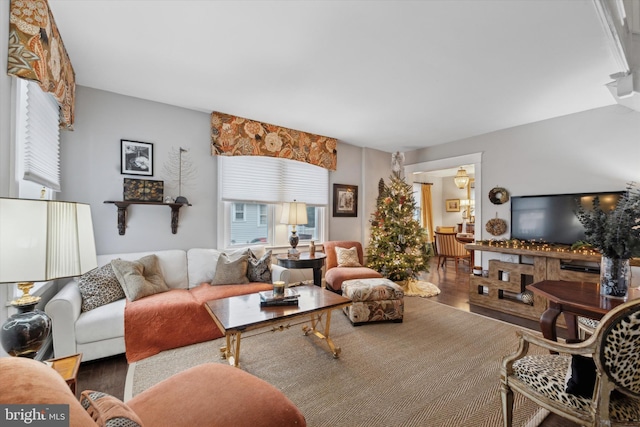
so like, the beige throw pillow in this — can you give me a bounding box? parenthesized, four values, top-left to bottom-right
(335, 246, 362, 267)
(111, 255, 170, 302)
(210, 252, 250, 285)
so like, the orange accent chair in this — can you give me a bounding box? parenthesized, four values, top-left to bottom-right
(434, 230, 471, 273)
(323, 241, 382, 294)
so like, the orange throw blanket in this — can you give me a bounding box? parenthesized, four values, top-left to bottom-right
(124, 283, 273, 363)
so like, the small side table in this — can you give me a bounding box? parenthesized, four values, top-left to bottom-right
(276, 252, 326, 287)
(46, 353, 82, 395)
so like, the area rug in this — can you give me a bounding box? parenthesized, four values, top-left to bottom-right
(125, 297, 547, 427)
(402, 279, 441, 298)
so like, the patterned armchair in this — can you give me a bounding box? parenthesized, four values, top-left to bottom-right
(500, 298, 640, 427)
(434, 231, 470, 273)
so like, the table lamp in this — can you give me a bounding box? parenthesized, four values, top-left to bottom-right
(280, 200, 308, 258)
(0, 198, 97, 358)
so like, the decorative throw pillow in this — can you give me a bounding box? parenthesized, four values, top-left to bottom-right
(111, 255, 169, 302)
(78, 264, 126, 312)
(80, 390, 144, 427)
(247, 249, 272, 282)
(210, 252, 250, 285)
(564, 354, 597, 398)
(335, 246, 362, 267)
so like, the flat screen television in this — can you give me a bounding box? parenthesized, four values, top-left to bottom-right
(510, 191, 623, 246)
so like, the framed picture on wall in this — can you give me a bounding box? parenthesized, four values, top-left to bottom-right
(121, 139, 153, 176)
(446, 199, 460, 212)
(333, 184, 358, 217)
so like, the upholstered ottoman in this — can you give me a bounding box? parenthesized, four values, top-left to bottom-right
(341, 278, 404, 325)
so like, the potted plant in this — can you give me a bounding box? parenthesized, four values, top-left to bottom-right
(575, 182, 640, 298)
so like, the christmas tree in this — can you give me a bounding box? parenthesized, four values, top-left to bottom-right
(366, 171, 432, 282)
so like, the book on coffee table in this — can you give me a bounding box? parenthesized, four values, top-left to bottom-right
(259, 288, 299, 307)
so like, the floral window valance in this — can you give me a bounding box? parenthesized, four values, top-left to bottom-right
(8, 0, 75, 130)
(210, 111, 337, 171)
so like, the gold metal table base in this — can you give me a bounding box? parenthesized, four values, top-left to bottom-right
(219, 331, 242, 367)
(219, 308, 341, 367)
(302, 310, 341, 358)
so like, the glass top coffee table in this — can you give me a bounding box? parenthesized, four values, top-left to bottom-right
(204, 285, 352, 367)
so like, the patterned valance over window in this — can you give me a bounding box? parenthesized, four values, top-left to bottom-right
(8, 0, 76, 130)
(211, 111, 337, 171)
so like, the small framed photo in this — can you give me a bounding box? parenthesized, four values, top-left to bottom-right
(446, 199, 460, 212)
(121, 139, 153, 176)
(333, 184, 358, 217)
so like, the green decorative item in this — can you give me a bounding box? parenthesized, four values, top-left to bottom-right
(575, 182, 640, 298)
(366, 170, 432, 282)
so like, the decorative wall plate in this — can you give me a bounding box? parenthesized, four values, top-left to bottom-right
(488, 187, 509, 205)
(486, 217, 507, 236)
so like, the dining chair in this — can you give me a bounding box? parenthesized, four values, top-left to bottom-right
(434, 230, 470, 273)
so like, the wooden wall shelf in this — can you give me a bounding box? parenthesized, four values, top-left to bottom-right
(104, 201, 191, 235)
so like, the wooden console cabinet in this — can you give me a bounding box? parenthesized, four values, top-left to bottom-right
(466, 244, 603, 322)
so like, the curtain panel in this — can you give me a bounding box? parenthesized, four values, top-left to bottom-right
(421, 184, 434, 243)
(8, 0, 76, 130)
(210, 111, 337, 171)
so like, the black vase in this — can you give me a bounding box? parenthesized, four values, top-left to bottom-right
(1, 303, 51, 358)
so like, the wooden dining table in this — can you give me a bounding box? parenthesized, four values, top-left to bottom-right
(526, 280, 640, 342)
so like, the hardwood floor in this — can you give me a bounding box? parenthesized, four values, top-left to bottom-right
(76, 257, 574, 426)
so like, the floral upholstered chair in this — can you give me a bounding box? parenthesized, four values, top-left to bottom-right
(500, 298, 640, 427)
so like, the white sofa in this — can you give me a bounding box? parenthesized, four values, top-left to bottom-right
(45, 247, 290, 362)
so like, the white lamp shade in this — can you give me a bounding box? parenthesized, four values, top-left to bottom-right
(0, 199, 98, 283)
(280, 201, 308, 225)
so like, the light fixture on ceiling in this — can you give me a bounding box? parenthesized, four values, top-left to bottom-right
(454, 168, 470, 189)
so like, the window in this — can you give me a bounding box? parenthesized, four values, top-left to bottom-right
(219, 156, 328, 248)
(8, 78, 62, 300)
(15, 79, 61, 198)
(233, 203, 245, 221)
(258, 204, 267, 226)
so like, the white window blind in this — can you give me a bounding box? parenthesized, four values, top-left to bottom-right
(220, 156, 328, 205)
(22, 80, 61, 191)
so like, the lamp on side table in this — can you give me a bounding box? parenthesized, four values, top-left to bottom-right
(280, 200, 308, 258)
(0, 199, 97, 358)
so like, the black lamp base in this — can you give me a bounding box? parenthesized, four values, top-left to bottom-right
(1, 302, 51, 358)
(287, 231, 301, 259)
(289, 230, 299, 249)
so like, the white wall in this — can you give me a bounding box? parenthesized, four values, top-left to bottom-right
(60, 87, 215, 254)
(407, 104, 640, 242)
(328, 144, 392, 245)
(60, 87, 390, 255)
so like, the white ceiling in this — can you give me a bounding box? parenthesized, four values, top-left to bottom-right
(49, 0, 620, 153)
